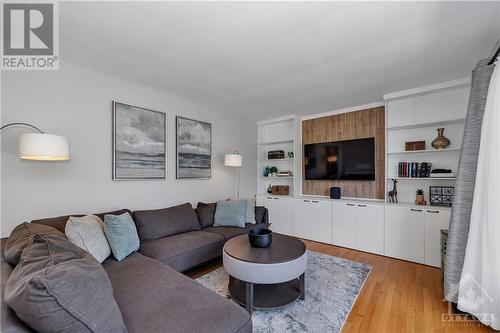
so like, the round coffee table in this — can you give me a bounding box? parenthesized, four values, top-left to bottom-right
(223, 233, 307, 314)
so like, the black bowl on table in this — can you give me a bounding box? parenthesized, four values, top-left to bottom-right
(248, 228, 273, 248)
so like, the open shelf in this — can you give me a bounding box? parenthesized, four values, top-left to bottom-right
(386, 177, 456, 180)
(260, 158, 295, 162)
(387, 148, 461, 154)
(261, 176, 294, 180)
(258, 139, 294, 145)
(385, 202, 453, 210)
(387, 118, 465, 131)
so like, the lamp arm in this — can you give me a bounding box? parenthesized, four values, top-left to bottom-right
(0, 122, 44, 134)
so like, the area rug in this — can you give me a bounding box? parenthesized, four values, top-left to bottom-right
(196, 251, 372, 333)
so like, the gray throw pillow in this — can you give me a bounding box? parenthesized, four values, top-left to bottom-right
(196, 202, 217, 228)
(232, 198, 256, 224)
(214, 200, 246, 228)
(104, 212, 140, 261)
(3, 222, 64, 265)
(4, 234, 127, 333)
(65, 215, 111, 263)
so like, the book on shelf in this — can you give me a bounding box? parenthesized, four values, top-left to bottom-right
(398, 162, 432, 178)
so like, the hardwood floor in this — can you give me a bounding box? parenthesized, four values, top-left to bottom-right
(188, 240, 496, 333)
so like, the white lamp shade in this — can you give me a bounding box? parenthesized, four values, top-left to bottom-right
(224, 153, 242, 167)
(19, 133, 70, 161)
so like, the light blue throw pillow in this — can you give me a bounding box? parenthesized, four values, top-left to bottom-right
(103, 213, 140, 261)
(214, 200, 247, 228)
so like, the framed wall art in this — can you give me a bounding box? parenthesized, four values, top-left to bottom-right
(176, 116, 212, 179)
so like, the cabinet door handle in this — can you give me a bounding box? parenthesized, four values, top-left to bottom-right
(358, 204, 367, 207)
(346, 203, 355, 206)
(312, 200, 319, 203)
(303, 200, 310, 203)
(427, 210, 440, 214)
(273, 197, 279, 200)
(266, 197, 273, 200)
(411, 208, 422, 212)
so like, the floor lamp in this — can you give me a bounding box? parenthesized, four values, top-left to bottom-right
(224, 152, 242, 198)
(0, 122, 70, 161)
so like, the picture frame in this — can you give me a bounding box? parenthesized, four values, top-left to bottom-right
(176, 116, 212, 179)
(112, 101, 166, 180)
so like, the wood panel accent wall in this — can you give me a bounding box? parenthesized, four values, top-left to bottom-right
(302, 106, 385, 199)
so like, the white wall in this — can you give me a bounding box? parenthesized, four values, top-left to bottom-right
(1, 62, 257, 237)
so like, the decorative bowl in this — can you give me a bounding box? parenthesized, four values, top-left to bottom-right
(248, 228, 273, 248)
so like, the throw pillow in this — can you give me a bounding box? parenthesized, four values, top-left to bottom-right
(3, 222, 65, 265)
(65, 215, 111, 263)
(196, 202, 217, 228)
(4, 234, 127, 333)
(214, 200, 246, 228)
(232, 198, 256, 224)
(104, 212, 140, 261)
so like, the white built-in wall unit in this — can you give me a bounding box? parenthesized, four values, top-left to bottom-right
(256, 78, 470, 268)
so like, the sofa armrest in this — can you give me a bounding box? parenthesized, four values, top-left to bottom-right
(254, 206, 268, 225)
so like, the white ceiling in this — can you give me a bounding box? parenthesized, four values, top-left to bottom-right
(60, 2, 500, 121)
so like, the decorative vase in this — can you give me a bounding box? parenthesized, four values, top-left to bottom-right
(267, 185, 272, 194)
(263, 165, 270, 177)
(431, 128, 450, 149)
(415, 194, 425, 205)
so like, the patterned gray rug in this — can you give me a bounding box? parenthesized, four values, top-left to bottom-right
(196, 251, 372, 333)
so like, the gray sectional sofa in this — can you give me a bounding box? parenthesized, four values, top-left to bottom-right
(1, 202, 269, 333)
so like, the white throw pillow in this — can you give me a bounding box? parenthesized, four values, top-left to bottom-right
(65, 215, 111, 263)
(232, 198, 256, 224)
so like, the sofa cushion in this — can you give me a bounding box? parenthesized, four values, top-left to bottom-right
(3, 222, 65, 265)
(102, 252, 251, 333)
(214, 200, 246, 228)
(196, 202, 217, 228)
(139, 231, 224, 272)
(104, 212, 140, 261)
(204, 223, 269, 241)
(133, 203, 200, 241)
(232, 198, 256, 224)
(4, 234, 127, 333)
(31, 209, 132, 233)
(65, 215, 111, 263)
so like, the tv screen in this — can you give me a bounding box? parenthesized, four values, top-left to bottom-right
(304, 138, 375, 180)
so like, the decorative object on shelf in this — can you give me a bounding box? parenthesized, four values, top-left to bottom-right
(278, 170, 293, 177)
(269, 166, 278, 177)
(415, 189, 426, 205)
(0, 122, 70, 161)
(263, 165, 270, 177)
(113, 101, 165, 180)
(431, 128, 451, 149)
(287, 152, 294, 159)
(430, 169, 455, 178)
(271, 185, 289, 196)
(398, 162, 431, 178)
(388, 178, 398, 203)
(268, 150, 285, 159)
(429, 186, 454, 207)
(224, 151, 243, 198)
(177, 116, 212, 179)
(248, 228, 273, 248)
(330, 187, 341, 199)
(267, 184, 272, 194)
(405, 140, 426, 151)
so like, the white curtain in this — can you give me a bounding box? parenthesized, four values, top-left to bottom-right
(457, 62, 500, 330)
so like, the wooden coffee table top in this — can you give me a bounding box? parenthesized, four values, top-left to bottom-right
(224, 233, 306, 264)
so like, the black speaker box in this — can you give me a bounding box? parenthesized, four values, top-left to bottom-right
(330, 187, 341, 199)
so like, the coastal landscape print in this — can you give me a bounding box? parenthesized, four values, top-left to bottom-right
(176, 116, 211, 178)
(113, 102, 166, 179)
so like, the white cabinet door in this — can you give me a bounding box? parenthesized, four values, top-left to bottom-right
(385, 206, 425, 263)
(356, 204, 384, 255)
(293, 199, 332, 243)
(424, 208, 451, 267)
(256, 195, 293, 235)
(332, 202, 356, 248)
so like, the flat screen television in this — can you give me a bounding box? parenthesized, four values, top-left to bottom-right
(304, 138, 375, 180)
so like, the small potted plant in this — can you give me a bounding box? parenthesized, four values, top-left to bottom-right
(415, 189, 426, 205)
(269, 166, 278, 177)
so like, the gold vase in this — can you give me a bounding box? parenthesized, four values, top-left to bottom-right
(431, 128, 450, 149)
